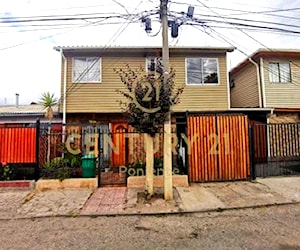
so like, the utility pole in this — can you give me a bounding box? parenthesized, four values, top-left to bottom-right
(160, 0, 173, 201)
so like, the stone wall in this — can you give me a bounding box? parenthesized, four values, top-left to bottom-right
(268, 112, 300, 124)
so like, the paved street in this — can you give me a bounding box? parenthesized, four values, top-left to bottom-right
(0, 204, 299, 250)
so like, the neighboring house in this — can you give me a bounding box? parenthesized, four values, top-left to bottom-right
(0, 100, 61, 127)
(230, 48, 300, 123)
(54, 46, 234, 125)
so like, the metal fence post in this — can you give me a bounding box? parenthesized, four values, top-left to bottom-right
(97, 130, 101, 188)
(35, 118, 40, 181)
(185, 111, 189, 177)
(249, 124, 256, 180)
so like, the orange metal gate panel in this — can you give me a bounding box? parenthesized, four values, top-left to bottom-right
(111, 123, 128, 167)
(250, 121, 267, 163)
(188, 115, 250, 182)
(0, 127, 36, 163)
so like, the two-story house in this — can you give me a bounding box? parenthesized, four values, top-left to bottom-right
(54, 46, 234, 127)
(53, 46, 257, 183)
(230, 48, 300, 123)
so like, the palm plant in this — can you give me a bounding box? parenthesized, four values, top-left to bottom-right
(39, 92, 58, 163)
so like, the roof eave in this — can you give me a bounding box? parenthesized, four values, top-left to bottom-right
(230, 48, 300, 75)
(54, 46, 235, 54)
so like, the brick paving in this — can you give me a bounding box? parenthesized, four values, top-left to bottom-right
(81, 187, 127, 214)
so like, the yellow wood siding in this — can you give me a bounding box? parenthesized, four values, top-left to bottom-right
(65, 57, 142, 113)
(263, 58, 300, 108)
(62, 53, 229, 113)
(230, 64, 259, 108)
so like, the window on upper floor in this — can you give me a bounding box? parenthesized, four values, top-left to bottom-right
(269, 62, 291, 83)
(146, 57, 162, 74)
(72, 57, 101, 83)
(186, 58, 219, 85)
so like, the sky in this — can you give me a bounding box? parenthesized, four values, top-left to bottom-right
(0, 0, 300, 105)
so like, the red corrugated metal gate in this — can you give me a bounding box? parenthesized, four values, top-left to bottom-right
(187, 114, 251, 182)
(0, 127, 37, 164)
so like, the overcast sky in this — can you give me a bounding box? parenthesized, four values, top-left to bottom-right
(0, 0, 299, 105)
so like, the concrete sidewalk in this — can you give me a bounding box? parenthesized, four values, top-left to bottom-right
(0, 177, 299, 219)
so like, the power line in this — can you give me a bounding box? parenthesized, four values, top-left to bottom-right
(187, 18, 300, 36)
(0, 13, 135, 24)
(61, 0, 148, 101)
(169, 10, 300, 33)
(190, 0, 298, 11)
(169, 1, 300, 23)
(0, 20, 142, 34)
(193, 0, 300, 76)
(190, 16, 300, 88)
(0, 18, 110, 51)
(199, 24, 300, 37)
(169, 1, 300, 15)
(0, 12, 122, 21)
(0, 9, 158, 50)
(196, 25, 300, 88)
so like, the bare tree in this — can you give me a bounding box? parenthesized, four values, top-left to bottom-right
(115, 63, 183, 195)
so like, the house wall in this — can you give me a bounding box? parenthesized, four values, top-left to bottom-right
(66, 113, 127, 124)
(263, 58, 300, 108)
(61, 52, 229, 113)
(230, 63, 260, 108)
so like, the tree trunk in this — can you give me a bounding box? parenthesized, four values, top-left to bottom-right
(47, 123, 51, 163)
(145, 133, 154, 195)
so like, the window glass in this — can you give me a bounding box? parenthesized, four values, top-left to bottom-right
(73, 57, 101, 83)
(269, 62, 290, 83)
(186, 58, 219, 84)
(146, 57, 162, 74)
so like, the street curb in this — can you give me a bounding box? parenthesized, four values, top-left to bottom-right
(0, 180, 35, 189)
(1, 200, 299, 221)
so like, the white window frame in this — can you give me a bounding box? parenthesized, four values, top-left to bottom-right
(268, 62, 291, 83)
(72, 57, 102, 83)
(145, 56, 162, 74)
(185, 57, 220, 85)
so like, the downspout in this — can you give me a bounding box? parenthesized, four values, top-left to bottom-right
(226, 57, 231, 109)
(248, 58, 263, 108)
(60, 48, 67, 147)
(259, 57, 266, 108)
(258, 57, 271, 159)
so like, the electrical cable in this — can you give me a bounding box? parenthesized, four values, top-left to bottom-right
(61, 0, 149, 102)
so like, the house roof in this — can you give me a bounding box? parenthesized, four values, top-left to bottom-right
(230, 48, 300, 76)
(0, 104, 59, 116)
(54, 46, 235, 54)
(273, 107, 300, 113)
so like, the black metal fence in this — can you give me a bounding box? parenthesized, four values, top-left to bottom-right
(37, 123, 186, 186)
(2, 120, 300, 182)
